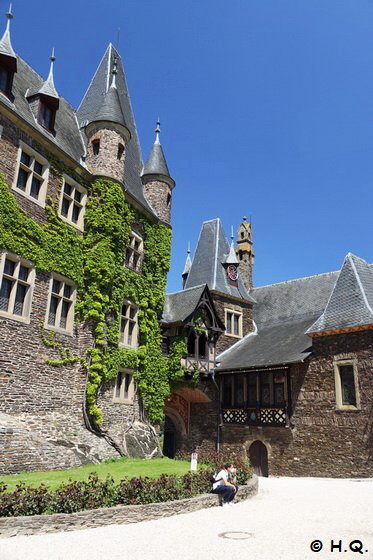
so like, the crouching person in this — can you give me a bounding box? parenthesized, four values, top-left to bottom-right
(212, 463, 237, 507)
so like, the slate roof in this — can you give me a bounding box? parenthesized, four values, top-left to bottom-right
(77, 44, 155, 216)
(307, 254, 373, 334)
(217, 270, 339, 370)
(0, 56, 85, 162)
(162, 285, 207, 323)
(0, 16, 15, 58)
(93, 80, 127, 128)
(143, 140, 171, 178)
(184, 219, 255, 302)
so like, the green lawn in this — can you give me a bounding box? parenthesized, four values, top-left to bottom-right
(0, 458, 192, 492)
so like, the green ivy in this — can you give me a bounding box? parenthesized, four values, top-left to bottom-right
(0, 172, 189, 428)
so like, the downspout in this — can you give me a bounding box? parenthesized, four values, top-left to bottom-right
(211, 370, 221, 453)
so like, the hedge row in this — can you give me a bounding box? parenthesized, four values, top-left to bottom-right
(0, 452, 253, 517)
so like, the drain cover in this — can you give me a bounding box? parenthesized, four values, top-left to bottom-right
(218, 531, 253, 540)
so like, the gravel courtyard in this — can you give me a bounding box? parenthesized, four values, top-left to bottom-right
(1, 476, 372, 560)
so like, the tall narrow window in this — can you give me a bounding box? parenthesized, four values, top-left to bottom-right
(38, 101, 55, 131)
(0, 254, 34, 322)
(13, 144, 49, 206)
(119, 302, 139, 348)
(45, 275, 75, 333)
(334, 361, 359, 409)
(92, 139, 100, 155)
(117, 143, 124, 160)
(113, 370, 135, 403)
(0, 54, 16, 99)
(59, 176, 87, 230)
(124, 231, 143, 272)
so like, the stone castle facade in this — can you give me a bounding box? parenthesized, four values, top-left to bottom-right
(0, 11, 372, 478)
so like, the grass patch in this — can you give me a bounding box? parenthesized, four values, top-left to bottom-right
(0, 458, 192, 492)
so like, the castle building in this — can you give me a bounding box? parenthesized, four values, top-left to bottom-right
(0, 10, 176, 473)
(0, 10, 372, 478)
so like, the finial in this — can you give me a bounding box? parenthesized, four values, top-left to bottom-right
(187, 241, 191, 254)
(155, 118, 161, 144)
(6, 4, 13, 29)
(243, 216, 247, 222)
(231, 225, 234, 241)
(47, 47, 56, 82)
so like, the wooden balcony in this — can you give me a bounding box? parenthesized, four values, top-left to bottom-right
(222, 406, 288, 427)
(181, 356, 211, 375)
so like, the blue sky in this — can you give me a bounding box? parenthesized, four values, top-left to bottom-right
(5, 0, 373, 292)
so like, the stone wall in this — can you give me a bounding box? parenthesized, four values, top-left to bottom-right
(0, 476, 258, 537)
(85, 124, 127, 183)
(189, 331, 373, 477)
(143, 178, 172, 224)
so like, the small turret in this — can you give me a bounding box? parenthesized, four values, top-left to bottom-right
(142, 120, 175, 224)
(236, 216, 255, 290)
(26, 49, 59, 133)
(0, 5, 17, 98)
(182, 243, 192, 289)
(85, 57, 131, 183)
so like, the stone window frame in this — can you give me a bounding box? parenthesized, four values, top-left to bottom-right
(58, 175, 87, 232)
(225, 308, 243, 338)
(119, 301, 139, 349)
(12, 142, 49, 208)
(113, 369, 135, 404)
(124, 231, 143, 272)
(0, 251, 35, 325)
(44, 273, 76, 335)
(333, 358, 361, 411)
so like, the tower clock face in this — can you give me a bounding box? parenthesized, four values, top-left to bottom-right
(227, 265, 238, 281)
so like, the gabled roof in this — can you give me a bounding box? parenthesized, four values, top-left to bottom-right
(184, 219, 255, 302)
(77, 44, 155, 216)
(306, 254, 373, 335)
(162, 285, 207, 324)
(217, 269, 339, 370)
(0, 56, 85, 162)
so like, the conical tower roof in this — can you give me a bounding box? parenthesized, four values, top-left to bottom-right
(306, 253, 373, 335)
(142, 120, 173, 181)
(0, 5, 15, 59)
(92, 60, 127, 128)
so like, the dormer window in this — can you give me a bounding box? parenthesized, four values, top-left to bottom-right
(0, 54, 16, 99)
(38, 100, 56, 133)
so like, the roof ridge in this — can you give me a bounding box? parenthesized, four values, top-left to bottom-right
(253, 269, 340, 290)
(167, 284, 206, 296)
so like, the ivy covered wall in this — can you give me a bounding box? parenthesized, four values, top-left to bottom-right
(0, 168, 187, 430)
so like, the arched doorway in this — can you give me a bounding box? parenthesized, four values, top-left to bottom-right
(248, 440, 269, 477)
(163, 415, 177, 458)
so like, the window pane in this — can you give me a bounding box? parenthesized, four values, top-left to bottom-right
(63, 284, 72, 299)
(222, 376, 233, 407)
(72, 204, 80, 223)
(74, 190, 82, 203)
(61, 197, 70, 217)
(0, 278, 12, 311)
(115, 372, 123, 398)
(340, 365, 356, 406)
(20, 151, 31, 166)
(260, 373, 271, 406)
(234, 374, 245, 407)
(120, 317, 126, 343)
(18, 266, 29, 281)
(64, 182, 72, 196)
(233, 314, 239, 335)
(13, 283, 27, 315)
(33, 160, 43, 175)
(0, 67, 11, 93)
(124, 374, 131, 398)
(247, 374, 257, 406)
(30, 177, 41, 198)
(52, 280, 61, 294)
(129, 307, 136, 320)
(16, 168, 28, 190)
(127, 321, 134, 345)
(40, 103, 53, 129)
(48, 295, 59, 325)
(226, 313, 232, 333)
(274, 383, 285, 405)
(4, 259, 15, 276)
(60, 300, 70, 329)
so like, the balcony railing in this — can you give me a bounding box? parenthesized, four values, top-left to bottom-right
(181, 356, 211, 374)
(222, 406, 288, 427)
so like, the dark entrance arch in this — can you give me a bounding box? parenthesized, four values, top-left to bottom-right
(248, 440, 269, 477)
(162, 415, 177, 458)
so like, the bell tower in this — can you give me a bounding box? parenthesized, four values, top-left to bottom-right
(236, 217, 255, 290)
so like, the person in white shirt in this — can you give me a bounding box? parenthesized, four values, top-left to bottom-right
(212, 463, 236, 506)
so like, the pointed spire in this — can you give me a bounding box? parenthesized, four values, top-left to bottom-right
(0, 4, 16, 60)
(142, 119, 173, 180)
(38, 48, 59, 99)
(225, 226, 239, 264)
(182, 243, 192, 276)
(91, 55, 128, 131)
